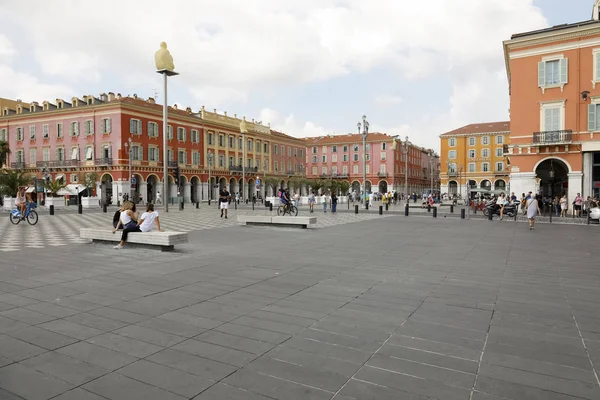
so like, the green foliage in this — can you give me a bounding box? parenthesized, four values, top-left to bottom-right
(339, 181, 350, 195)
(0, 170, 32, 197)
(79, 172, 98, 197)
(44, 179, 67, 197)
(0, 141, 10, 168)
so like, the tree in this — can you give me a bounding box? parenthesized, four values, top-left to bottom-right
(340, 181, 350, 195)
(0, 170, 32, 197)
(44, 179, 67, 197)
(0, 141, 10, 168)
(79, 172, 98, 197)
(263, 176, 280, 196)
(308, 179, 325, 194)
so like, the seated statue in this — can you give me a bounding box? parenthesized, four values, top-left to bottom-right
(155, 42, 175, 71)
(239, 117, 248, 133)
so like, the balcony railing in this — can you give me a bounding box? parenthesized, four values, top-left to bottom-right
(377, 172, 388, 177)
(533, 129, 572, 145)
(10, 162, 26, 169)
(448, 172, 457, 177)
(229, 166, 258, 173)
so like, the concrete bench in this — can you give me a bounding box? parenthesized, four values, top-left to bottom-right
(80, 228, 188, 251)
(238, 215, 317, 229)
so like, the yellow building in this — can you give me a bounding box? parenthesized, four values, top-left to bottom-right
(439, 121, 510, 197)
(0, 97, 29, 115)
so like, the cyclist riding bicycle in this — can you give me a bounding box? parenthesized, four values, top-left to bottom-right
(280, 188, 291, 212)
(15, 186, 33, 220)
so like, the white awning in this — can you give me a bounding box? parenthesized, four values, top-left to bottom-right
(26, 187, 35, 193)
(71, 147, 78, 160)
(56, 184, 86, 196)
(54, 174, 65, 181)
(85, 147, 93, 160)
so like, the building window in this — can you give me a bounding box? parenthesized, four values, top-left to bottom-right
(293, 148, 297, 157)
(312, 156, 317, 162)
(468, 149, 476, 158)
(496, 162, 504, 172)
(469, 137, 476, 146)
(208, 132, 214, 145)
(57, 123, 63, 138)
(0, 128, 6, 142)
(168, 125, 173, 140)
(353, 154, 359, 161)
(42, 124, 49, 139)
(178, 127, 186, 141)
(322, 155, 327, 162)
(380, 152, 386, 161)
(217, 154, 224, 167)
(353, 144, 359, 152)
(332, 154, 337, 162)
(353, 165, 358, 174)
(218, 134, 224, 147)
(496, 135, 504, 144)
(496, 148, 503, 157)
(366, 165, 370, 174)
(343, 154, 348, 162)
(56, 148, 65, 161)
(274, 161, 278, 171)
(29, 126, 35, 139)
(449, 138, 456, 147)
(343, 165, 348, 174)
(70, 146, 79, 160)
(482, 162, 490, 172)
(85, 146, 94, 160)
(322, 167, 327, 175)
(312, 166, 317, 175)
(29, 148, 35, 165)
(332, 145, 337, 153)
(70, 174, 78, 183)
(178, 150, 186, 164)
(191, 129, 199, 143)
(147, 122, 157, 138)
(312, 146, 317, 154)
(280, 145, 284, 155)
(131, 145, 142, 161)
(101, 118, 111, 134)
(448, 150, 456, 159)
(16, 127, 23, 141)
(343, 145, 348, 152)
(264, 143, 269, 153)
(228, 136, 235, 148)
(256, 141, 261, 152)
(468, 163, 476, 173)
(70, 122, 79, 137)
(481, 136, 489, 145)
(481, 148, 490, 158)
(192, 152, 200, 165)
(543, 107, 561, 131)
(273, 144, 278, 155)
(448, 163, 456, 173)
(148, 147, 159, 162)
(380, 164, 386, 174)
(84, 120, 94, 135)
(287, 147, 291, 157)
(382, 143, 387, 150)
(538, 58, 568, 89)
(130, 119, 142, 134)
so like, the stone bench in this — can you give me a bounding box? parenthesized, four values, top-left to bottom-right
(238, 215, 317, 229)
(80, 228, 188, 251)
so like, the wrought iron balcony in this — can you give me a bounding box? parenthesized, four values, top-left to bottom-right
(377, 172, 388, 177)
(332, 173, 348, 179)
(34, 160, 80, 168)
(533, 130, 572, 145)
(448, 171, 457, 177)
(229, 166, 258, 173)
(94, 158, 113, 166)
(10, 162, 26, 169)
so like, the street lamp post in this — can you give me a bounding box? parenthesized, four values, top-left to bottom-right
(357, 115, 369, 206)
(429, 151, 434, 196)
(240, 118, 248, 201)
(124, 138, 132, 201)
(402, 136, 410, 202)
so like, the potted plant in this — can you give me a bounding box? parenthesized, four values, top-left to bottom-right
(79, 172, 99, 208)
(0, 170, 32, 209)
(43, 178, 67, 208)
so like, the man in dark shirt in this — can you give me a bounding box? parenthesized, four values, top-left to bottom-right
(219, 188, 230, 218)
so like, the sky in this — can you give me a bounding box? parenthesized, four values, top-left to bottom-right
(0, 0, 594, 151)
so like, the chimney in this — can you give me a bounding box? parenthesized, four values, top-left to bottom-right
(173, 104, 178, 110)
(147, 97, 155, 104)
(108, 92, 115, 101)
(99, 92, 108, 101)
(213, 108, 217, 113)
(117, 93, 122, 99)
(186, 107, 192, 113)
(133, 94, 138, 99)
(224, 111, 227, 116)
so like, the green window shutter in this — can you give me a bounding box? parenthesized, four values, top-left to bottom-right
(589, 104, 597, 132)
(147, 122, 152, 136)
(100, 120, 105, 134)
(90, 121, 94, 135)
(596, 53, 600, 81)
(544, 108, 552, 131)
(106, 118, 111, 132)
(560, 58, 568, 84)
(538, 61, 545, 87)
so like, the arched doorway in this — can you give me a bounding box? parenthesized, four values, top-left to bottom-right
(179, 176, 188, 201)
(132, 174, 143, 203)
(190, 176, 199, 203)
(535, 158, 569, 197)
(365, 180, 372, 194)
(351, 181, 360, 196)
(468, 180, 477, 189)
(378, 180, 388, 194)
(229, 178, 237, 197)
(248, 178, 255, 199)
(218, 177, 227, 192)
(494, 179, 506, 192)
(448, 181, 458, 195)
(481, 180, 491, 191)
(100, 173, 113, 205)
(147, 174, 159, 204)
(209, 176, 216, 200)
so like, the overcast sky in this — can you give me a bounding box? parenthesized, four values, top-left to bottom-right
(0, 0, 594, 150)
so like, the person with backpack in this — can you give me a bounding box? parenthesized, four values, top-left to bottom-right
(280, 188, 291, 213)
(308, 191, 316, 213)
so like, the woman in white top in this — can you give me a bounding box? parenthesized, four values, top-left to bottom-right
(15, 186, 31, 220)
(560, 194, 568, 218)
(496, 193, 507, 220)
(113, 202, 161, 249)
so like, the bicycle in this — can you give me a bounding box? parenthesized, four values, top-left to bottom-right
(10, 202, 39, 225)
(277, 203, 298, 216)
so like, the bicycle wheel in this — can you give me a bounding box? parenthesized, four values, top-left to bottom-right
(27, 210, 39, 225)
(9, 213, 21, 225)
(277, 206, 284, 216)
(290, 206, 298, 216)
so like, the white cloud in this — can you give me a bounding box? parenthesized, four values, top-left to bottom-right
(259, 107, 331, 138)
(374, 94, 403, 105)
(0, 34, 15, 56)
(0, 65, 72, 103)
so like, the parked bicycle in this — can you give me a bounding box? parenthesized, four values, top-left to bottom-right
(10, 202, 39, 225)
(277, 203, 298, 216)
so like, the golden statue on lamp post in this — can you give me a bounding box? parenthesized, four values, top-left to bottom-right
(155, 42, 175, 71)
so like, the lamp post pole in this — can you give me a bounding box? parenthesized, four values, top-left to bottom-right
(242, 133, 246, 201)
(157, 70, 179, 212)
(208, 151, 213, 201)
(429, 151, 434, 196)
(403, 136, 409, 202)
(125, 138, 132, 201)
(357, 115, 369, 206)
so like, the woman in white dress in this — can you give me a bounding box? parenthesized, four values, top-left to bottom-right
(527, 195, 541, 230)
(560, 194, 568, 218)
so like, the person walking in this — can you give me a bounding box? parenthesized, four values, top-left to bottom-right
(574, 193, 583, 217)
(527, 194, 541, 230)
(219, 187, 230, 218)
(322, 192, 328, 213)
(308, 190, 315, 213)
(293, 192, 300, 209)
(155, 191, 161, 204)
(560, 194, 568, 218)
(331, 192, 338, 213)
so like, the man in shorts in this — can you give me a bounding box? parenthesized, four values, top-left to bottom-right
(219, 187, 230, 218)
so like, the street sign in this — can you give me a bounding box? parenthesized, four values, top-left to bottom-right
(131, 177, 137, 184)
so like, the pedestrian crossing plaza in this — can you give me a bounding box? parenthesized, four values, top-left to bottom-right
(0, 206, 390, 252)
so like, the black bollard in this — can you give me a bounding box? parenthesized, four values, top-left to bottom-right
(488, 210, 493, 220)
(433, 207, 437, 218)
(385, 203, 388, 211)
(355, 205, 359, 214)
(427, 204, 431, 212)
(365, 203, 369, 211)
(196, 201, 199, 209)
(450, 205, 454, 213)
(461, 209, 465, 219)
(405, 203, 409, 216)
(49, 205, 54, 215)
(549, 210, 552, 223)
(252, 201, 255, 211)
(514, 211, 517, 222)
(78, 204, 82, 214)
(588, 212, 591, 225)
(269, 203, 273, 212)
(208, 199, 211, 206)
(102, 203, 107, 213)
(379, 205, 383, 215)
(246, 199, 249, 204)
(180, 201, 184, 211)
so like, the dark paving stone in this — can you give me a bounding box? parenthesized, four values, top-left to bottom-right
(379, 343, 479, 374)
(214, 322, 291, 344)
(0, 363, 73, 400)
(297, 327, 384, 352)
(282, 336, 372, 364)
(191, 382, 273, 400)
(0, 334, 47, 362)
(147, 348, 237, 381)
(114, 324, 187, 347)
(195, 330, 277, 355)
(37, 319, 104, 340)
(0, 307, 56, 325)
(265, 345, 362, 377)
(232, 315, 306, 335)
(172, 338, 258, 367)
(64, 312, 130, 331)
(0, 315, 31, 334)
(136, 316, 206, 337)
(156, 311, 224, 330)
(86, 332, 163, 358)
(56, 341, 138, 371)
(484, 342, 591, 370)
(7, 326, 78, 350)
(475, 375, 593, 400)
(338, 378, 432, 400)
(24, 302, 80, 318)
(89, 307, 149, 324)
(82, 372, 186, 400)
(222, 369, 332, 400)
(51, 388, 108, 400)
(117, 359, 214, 398)
(21, 351, 108, 385)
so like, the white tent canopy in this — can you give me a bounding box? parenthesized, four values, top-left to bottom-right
(56, 184, 86, 196)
